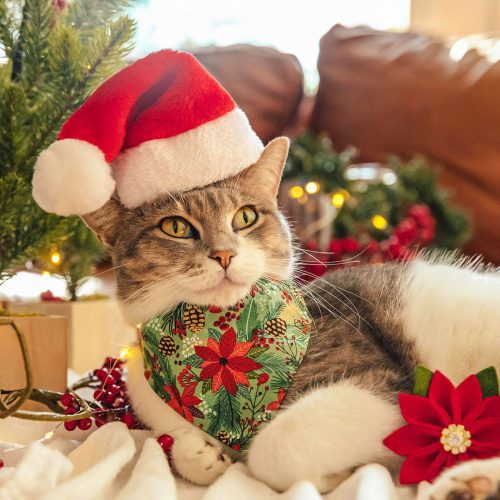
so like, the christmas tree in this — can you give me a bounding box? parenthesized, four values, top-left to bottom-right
(0, 0, 136, 284)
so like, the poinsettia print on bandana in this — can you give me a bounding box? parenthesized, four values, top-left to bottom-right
(140, 278, 313, 453)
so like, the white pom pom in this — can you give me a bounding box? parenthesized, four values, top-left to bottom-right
(32, 139, 116, 216)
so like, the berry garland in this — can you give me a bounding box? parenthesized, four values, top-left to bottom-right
(59, 356, 139, 431)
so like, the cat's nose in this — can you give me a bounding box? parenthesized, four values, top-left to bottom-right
(210, 250, 235, 270)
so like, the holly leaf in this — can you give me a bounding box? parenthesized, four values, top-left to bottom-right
(208, 328, 222, 342)
(201, 379, 212, 394)
(412, 365, 434, 397)
(476, 366, 499, 398)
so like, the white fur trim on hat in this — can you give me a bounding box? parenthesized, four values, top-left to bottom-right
(32, 139, 116, 216)
(113, 108, 264, 208)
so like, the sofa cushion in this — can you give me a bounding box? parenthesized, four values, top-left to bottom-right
(194, 44, 303, 143)
(311, 25, 500, 263)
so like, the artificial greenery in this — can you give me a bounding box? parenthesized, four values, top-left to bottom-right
(284, 133, 470, 249)
(0, 0, 136, 282)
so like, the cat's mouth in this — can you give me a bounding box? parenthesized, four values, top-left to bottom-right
(200, 276, 247, 293)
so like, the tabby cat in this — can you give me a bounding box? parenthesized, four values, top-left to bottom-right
(83, 137, 500, 497)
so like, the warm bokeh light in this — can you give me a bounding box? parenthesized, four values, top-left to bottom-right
(372, 214, 388, 230)
(305, 181, 320, 194)
(119, 347, 130, 359)
(50, 251, 61, 265)
(288, 185, 304, 199)
(331, 189, 350, 208)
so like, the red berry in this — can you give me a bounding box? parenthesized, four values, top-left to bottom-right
(121, 413, 136, 428)
(328, 239, 344, 258)
(343, 236, 360, 254)
(103, 356, 117, 368)
(157, 434, 174, 453)
(78, 418, 92, 430)
(144, 370, 151, 380)
(257, 373, 269, 385)
(208, 305, 222, 313)
(60, 392, 76, 408)
(65, 406, 77, 415)
(112, 397, 125, 408)
(364, 240, 378, 255)
(220, 323, 229, 330)
(95, 417, 106, 428)
(231, 443, 241, 451)
(102, 374, 117, 387)
(107, 384, 121, 396)
(94, 389, 105, 401)
(64, 420, 78, 431)
(94, 368, 108, 382)
(0, 459, 3, 468)
(110, 368, 122, 380)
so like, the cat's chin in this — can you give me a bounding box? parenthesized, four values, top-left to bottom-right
(188, 278, 252, 308)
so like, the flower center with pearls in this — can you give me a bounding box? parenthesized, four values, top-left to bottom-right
(440, 424, 472, 455)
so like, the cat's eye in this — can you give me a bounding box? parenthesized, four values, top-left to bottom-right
(232, 206, 257, 230)
(160, 217, 195, 238)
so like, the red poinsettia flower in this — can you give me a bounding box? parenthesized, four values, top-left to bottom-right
(195, 327, 262, 395)
(163, 383, 203, 423)
(384, 371, 500, 484)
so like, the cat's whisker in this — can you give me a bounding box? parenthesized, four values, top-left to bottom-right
(300, 271, 372, 332)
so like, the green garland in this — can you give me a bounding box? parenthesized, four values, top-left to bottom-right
(283, 133, 470, 249)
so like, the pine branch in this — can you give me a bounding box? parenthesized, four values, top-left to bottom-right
(67, 0, 134, 32)
(17, 16, 136, 171)
(20, 0, 53, 94)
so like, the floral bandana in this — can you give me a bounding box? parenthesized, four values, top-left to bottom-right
(139, 278, 313, 453)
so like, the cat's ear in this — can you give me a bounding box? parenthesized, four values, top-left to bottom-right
(243, 137, 290, 199)
(81, 195, 123, 249)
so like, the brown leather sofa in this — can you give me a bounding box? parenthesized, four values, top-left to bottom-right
(194, 31, 500, 263)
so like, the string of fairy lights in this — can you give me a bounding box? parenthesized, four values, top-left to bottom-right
(287, 179, 389, 232)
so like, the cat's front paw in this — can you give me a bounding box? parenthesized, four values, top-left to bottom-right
(170, 428, 232, 485)
(419, 458, 500, 500)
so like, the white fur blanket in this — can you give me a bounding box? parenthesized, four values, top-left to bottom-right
(0, 419, 417, 500)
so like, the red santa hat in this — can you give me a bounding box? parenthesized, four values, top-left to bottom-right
(32, 50, 263, 216)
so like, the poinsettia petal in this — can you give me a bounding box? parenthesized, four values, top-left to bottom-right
(207, 337, 221, 354)
(199, 362, 221, 380)
(221, 366, 237, 395)
(163, 384, 181, 402)
(428, 371, 456, 421)
(211, 369, 223, 393)
(181, 383, 202, 406)
(467, 446, 499, 459)
(182, 407, 194, 423)
(228, 356, 262, 373)
(231, 369, 250, 387)
(194, 345, 219, 362)
(456, 375, 483, 422)
(182, 394, 202, 407)
(167, 399, 181, 413)
(399, 447, 446, 484)
(232, 341, 254, 357)
(473, 395, 500, 423)
(383, 425, 441, 456)
(219, 328, 237, 357)
(399, 393, 450, 427)
(469, 417, 500, 447)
